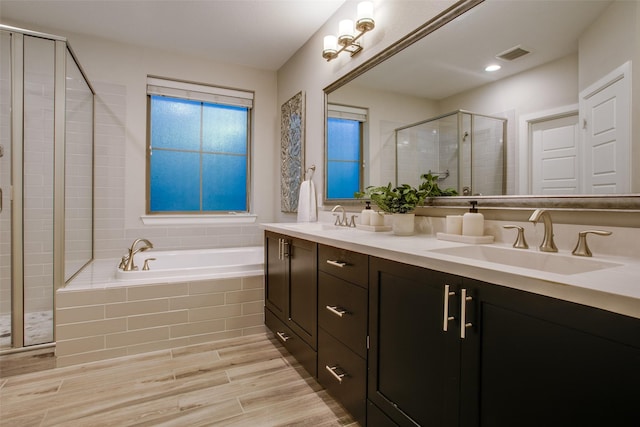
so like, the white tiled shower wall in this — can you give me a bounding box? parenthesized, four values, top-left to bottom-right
(92, 81, 263, 260)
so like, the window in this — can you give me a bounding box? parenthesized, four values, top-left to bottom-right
(326, 104, 367, 199)
(147, 77, 253, 213)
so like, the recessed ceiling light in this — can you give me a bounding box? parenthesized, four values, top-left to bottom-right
(485, 64, 501, 72)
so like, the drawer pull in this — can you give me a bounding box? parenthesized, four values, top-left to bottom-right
(443, 284, 456, 332)
(326, 305, 348, 317)
(460, 288, 473, 339)
(325, 365, 346, 383)
(326, 260, 347, 268)
(276, 331, 290, 343)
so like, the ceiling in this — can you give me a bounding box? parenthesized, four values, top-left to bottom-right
(0, 0, 346, 70)
(349, 0, 612, 100)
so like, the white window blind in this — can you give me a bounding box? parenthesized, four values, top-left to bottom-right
(147, 76, 254, 108)
(328, 104, 367, 122)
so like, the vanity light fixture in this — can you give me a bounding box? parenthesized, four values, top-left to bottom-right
(323, 1, 375, 61)
(485, 64, 501, 72)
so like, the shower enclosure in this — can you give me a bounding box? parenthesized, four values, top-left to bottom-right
(0, 26, 94, 351)
(396, 110, 507, 196)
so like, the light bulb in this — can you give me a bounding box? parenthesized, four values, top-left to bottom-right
(356, 1, 375, 32)
(338, 19, 354, 45)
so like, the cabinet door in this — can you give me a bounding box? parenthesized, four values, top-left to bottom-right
(460, 279, 640, 427)
(369, 257, 462, 427)
(288, 237, 318, 349)
(264, 232, 287, 320)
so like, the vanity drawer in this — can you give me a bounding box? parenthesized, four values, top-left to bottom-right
(318, 244, 368, 289)
(318, 328, 366, 427)
(318, 271, 368, 358)
(265, 308, 317, 378)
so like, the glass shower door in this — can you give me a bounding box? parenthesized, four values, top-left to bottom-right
(22, 35, 56, 346)
(0, 31, 12, 349)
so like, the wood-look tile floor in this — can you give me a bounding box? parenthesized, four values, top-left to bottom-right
(0, 333, 358, 426)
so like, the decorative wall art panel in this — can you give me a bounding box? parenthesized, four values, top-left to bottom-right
(280, 91, 305, 212)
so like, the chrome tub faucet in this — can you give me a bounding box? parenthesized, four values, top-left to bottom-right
(528, 209, 557, 252)
(120, 238, 154, 271)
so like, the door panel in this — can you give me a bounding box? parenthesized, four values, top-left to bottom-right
(265, 233, 287, 319)
(581, 62, 631, 193)
(531, 114, 580, 194)
(288, 238, 317, 349)
(462, 279, 640, 427)
(369, 257, 461, 427)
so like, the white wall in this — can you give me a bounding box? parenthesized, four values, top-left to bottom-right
(276, 0, 457, 221)
(3, 0, 459, 258)
(2, 21, 279, 258)
(81, 36, 278, 257)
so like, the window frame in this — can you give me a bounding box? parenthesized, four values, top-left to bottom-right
(145, 76, 254, 215)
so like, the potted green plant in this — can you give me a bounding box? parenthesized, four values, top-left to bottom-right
(356, 183, 426, 235)
(355, 174, 458, 235)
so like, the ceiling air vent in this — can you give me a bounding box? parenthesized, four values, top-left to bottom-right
(496, 45, 531, 61)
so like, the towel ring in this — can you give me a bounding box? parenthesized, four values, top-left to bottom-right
(305, 165, 316, 180)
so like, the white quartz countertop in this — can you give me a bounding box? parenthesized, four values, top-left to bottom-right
(262, 222, 640, 319)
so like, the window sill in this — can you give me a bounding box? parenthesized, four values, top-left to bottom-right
(140, 214, 257, 226)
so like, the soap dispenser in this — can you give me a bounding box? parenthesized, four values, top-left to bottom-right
(360, 201, 372, 225)
(462, 200, 484, 237)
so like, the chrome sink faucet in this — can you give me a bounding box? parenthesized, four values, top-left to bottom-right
(120, 238, 154, 271)
(528, 209, 557, 252)
(331, 205, 347, 226)
(331, 205, 357, 227)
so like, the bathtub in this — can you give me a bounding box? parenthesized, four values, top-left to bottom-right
(115, 246, 264, 283)
(57, 245, 266, 367)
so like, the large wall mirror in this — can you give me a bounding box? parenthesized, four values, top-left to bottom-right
(324, 0, 640, 209)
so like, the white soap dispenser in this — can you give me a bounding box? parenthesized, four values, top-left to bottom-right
(360, 201, 372, 226)
(462, 200, 484, 237)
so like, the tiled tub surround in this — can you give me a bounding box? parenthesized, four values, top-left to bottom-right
(264, 220, 640, 320)
(56, 256, 265, 367)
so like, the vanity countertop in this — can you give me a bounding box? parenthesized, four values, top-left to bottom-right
(262, 222, 640, 319)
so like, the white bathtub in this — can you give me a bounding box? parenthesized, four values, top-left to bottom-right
(115, 246, 264, 283)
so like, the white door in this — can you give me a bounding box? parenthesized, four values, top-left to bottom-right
(580, 62, 631, 194)
(531, 114, 580, 194)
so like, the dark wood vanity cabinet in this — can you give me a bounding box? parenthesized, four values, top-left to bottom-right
(264, 231, 640, 426)
(264, 231, 318, 376)
(317, 244, 369, 426)
(369, 256, 640, 427)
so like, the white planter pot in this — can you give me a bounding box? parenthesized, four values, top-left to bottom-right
(392, 213, 415, 235)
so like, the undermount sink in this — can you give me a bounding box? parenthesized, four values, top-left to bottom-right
(279, 223, 342, 231)
(428, 245, 622, 275)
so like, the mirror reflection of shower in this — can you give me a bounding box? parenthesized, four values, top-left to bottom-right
(395, 110, 506, 196)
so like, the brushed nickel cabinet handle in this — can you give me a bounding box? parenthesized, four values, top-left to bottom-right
(325, 365, 345, 383)
(460, 288, 473, 339)
(278, 238, 283, 260)
(282, 240, 289, 258)
(326, 260, 347, 268)
(326, 305, 348, 318)
(276, 331, 290, 343)
(443, 284, 455, 331)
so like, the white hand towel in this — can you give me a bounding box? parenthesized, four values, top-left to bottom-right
(297, 179, 317, 222)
